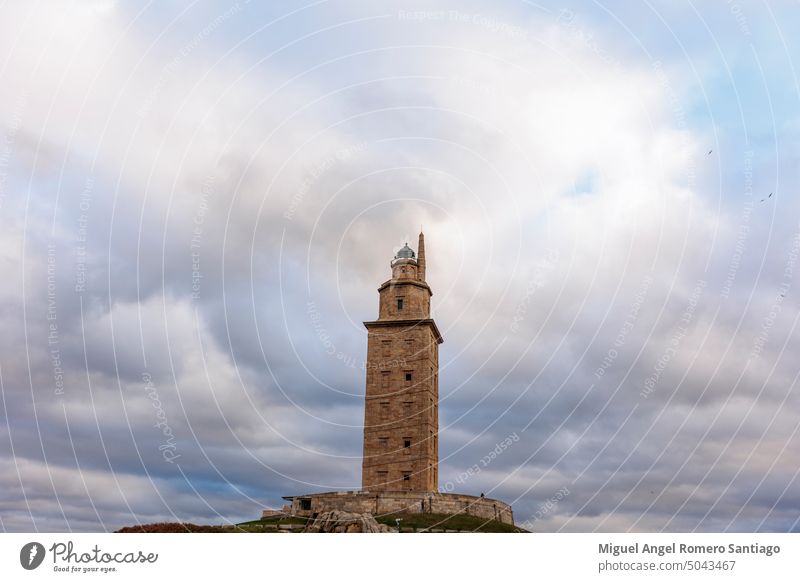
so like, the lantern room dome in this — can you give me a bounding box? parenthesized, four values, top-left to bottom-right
(394, 242, 415, 260)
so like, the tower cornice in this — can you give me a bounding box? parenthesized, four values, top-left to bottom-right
(363, 318, 444, 344)
(377, 278, 432, 296)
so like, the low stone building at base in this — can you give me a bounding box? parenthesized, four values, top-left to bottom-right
(277, 490, 513, 526)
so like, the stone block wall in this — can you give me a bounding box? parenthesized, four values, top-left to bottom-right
(284, 490, 514, 525)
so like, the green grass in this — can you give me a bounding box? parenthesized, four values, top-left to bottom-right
(237, 516, 309, 527)
(231, 516, 308, 532)
(118, 513, 526, 533)
(374, 512, 528, 533)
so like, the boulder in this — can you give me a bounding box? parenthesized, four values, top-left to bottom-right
(303, 510, 394, 533)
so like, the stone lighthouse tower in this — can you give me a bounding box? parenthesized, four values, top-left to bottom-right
(361, 231, 443, 492)
(279, 231, 514, 525)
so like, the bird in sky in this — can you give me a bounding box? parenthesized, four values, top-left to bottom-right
(707, 149, 713, 155)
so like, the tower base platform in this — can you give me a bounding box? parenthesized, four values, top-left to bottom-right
(277, 490, 513, 525)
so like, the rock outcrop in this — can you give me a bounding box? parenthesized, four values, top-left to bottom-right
(303, 510, 394, 533)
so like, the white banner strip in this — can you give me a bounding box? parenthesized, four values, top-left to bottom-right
(1, 533, 797, 580)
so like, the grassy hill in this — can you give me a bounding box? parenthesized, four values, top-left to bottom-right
(373, 513, 527, 533)
(116, 513, 528, 533)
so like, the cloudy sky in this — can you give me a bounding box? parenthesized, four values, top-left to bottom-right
(1, 0, 799, 533)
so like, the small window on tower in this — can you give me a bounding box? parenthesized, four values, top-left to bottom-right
(404, 438, 411, 448)
(381, 340, 391, 356)
(381, 371, 390, 388)
(380, 401, 389, 411)
(377, 470, 388, 484)
(397, 298, 404, 310)
(405, 372, 412, 383)
(403, 472, 411, 481)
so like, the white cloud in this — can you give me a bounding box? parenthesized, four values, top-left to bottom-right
(0, 0, 798, 532)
